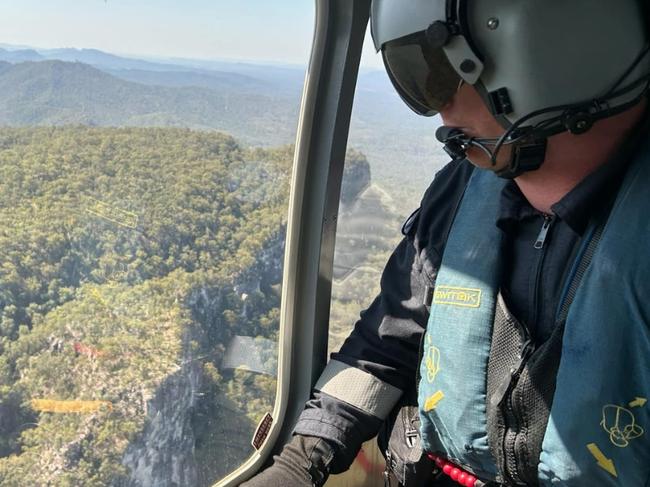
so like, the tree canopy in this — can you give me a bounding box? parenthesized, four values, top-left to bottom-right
(0, 126, 292, 486)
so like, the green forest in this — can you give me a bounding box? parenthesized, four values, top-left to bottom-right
(0, 126, 295, 486)
(0, 125, 388, 486)
(0, 58, 442, 215)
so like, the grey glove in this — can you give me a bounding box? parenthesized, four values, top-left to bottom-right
(240, 434, 335, 487)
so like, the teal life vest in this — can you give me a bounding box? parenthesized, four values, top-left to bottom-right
(418, 149, 650, 485)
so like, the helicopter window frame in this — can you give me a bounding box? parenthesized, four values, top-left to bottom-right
(215, 0, 371, 485)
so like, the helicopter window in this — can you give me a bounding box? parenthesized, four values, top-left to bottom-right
(0, 1, 314, 486)
(328, 30, 446, 355)
(325, 28, 448, 485)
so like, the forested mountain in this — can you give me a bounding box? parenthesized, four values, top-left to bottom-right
(38, 48, 185, 72)
(0, 44, 447, 210)
(0, 39, 415, 487)
(0, 125, 388, 486)
(0, 29, 441, 486)
(329, 165, 402, 351)
(0, 126, 292, 486)
(0, 47, 278, 95)
(104, 68, 272, 95)
(0, 48, 44, 63)
(0, 61, 296, 146)
(0, 45, 308, 91)
(0, 46, 191, 72)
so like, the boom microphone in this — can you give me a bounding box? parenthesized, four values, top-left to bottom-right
(434, 124, 547, 178)
(435, 126, 468, 161)
(435, 126, 465, 143)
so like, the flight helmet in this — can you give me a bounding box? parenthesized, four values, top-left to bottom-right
(371, 0, 650, 177)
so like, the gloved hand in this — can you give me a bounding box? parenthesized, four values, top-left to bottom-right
(240, 434, 335, 487)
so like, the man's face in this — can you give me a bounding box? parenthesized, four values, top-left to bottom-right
(438, 82, 512, 171)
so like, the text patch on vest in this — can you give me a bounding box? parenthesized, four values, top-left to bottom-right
(433, 286, 482, 308)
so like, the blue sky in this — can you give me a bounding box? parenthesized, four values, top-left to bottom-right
(0, 0, 382, 67)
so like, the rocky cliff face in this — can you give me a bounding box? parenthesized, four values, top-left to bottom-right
(234, 229, 285, 299)
(340, 150, 371, 205)
(116, 157, 373, 486)
(118, 229, 285, 487)
(117, 333, 201, 487)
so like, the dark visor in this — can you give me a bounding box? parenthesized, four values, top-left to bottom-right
(382, 31, 461, 116)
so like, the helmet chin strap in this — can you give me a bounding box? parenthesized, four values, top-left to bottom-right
(435, 126, 547, 179)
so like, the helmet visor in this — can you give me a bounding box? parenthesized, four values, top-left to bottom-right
(382, 32, 461, 116)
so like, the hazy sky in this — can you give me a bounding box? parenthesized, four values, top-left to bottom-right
(0, 0, 383, 67)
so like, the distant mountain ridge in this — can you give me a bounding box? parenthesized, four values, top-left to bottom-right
(0, 45, 195, 72)
(105, 68, 277, 95)
(0, 43, 447, 211)
(0, 60, 297, 145)
(0, 44, 307, 93)
(0, 47, 43, 63)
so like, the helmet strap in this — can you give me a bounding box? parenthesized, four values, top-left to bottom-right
(494, 137, 547, 179)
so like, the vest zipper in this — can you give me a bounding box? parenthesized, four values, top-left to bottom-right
(500, 335, 536, 485)
(501, 214, 553, 484)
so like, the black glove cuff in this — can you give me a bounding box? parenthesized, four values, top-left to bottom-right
(240, 434, 335, 487)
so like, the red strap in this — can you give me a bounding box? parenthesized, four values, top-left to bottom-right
(426, 453, 484, 487)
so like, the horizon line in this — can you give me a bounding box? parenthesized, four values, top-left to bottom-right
(0, 41, 384, 71)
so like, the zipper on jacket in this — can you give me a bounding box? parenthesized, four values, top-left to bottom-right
(534, 214, 553, 249)
(499, 335, 536, 485)
(499, 214, 554, 484)
(529, 215, 554, 335)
